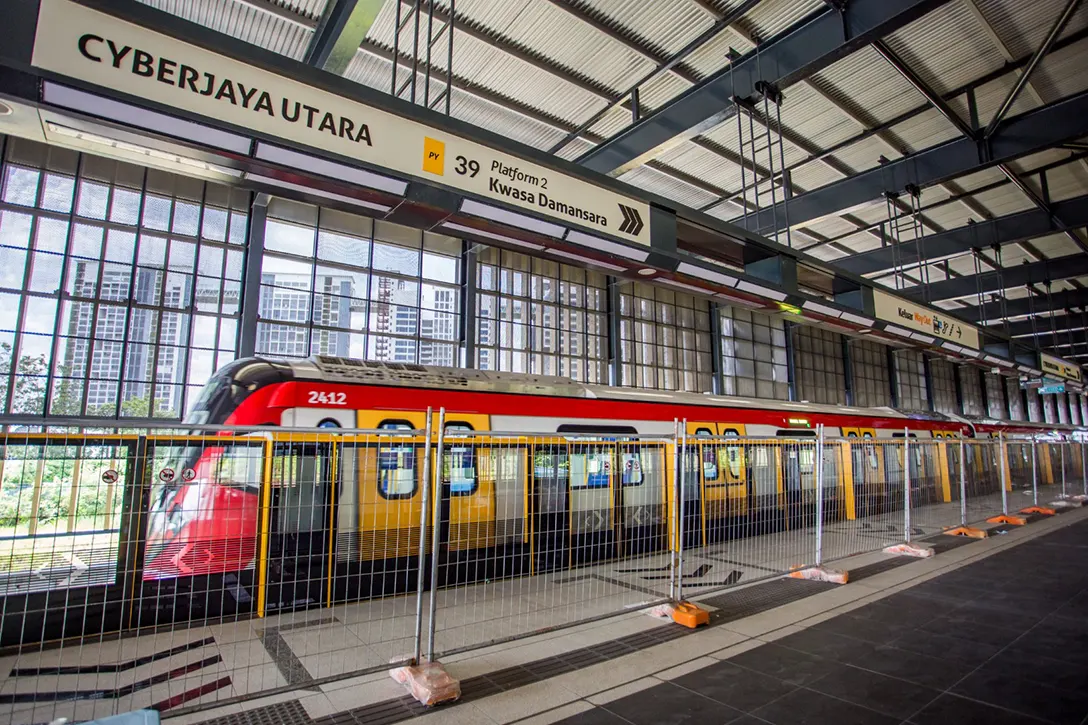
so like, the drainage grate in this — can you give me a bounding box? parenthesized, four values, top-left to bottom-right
(699, 578, 837, 624)
(846, 557, 913, 581)
(193, 699, 312, 725)
(924, 533, 983, 554)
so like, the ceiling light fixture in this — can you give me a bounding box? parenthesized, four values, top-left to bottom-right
(0, 101, 12, 117)
(676, 261, 738, 287)
(460, 198, 565, 238)
(256, 143, 407, 195)
(565, 229, 651, 262)
(246, 173, 391, 212)
(735, 280, 788, 301)
(441, 222, 544, 250)
(548, 249, 626, 272)
(42, 82, 250, 154)
(47, 122, 243, 180)
(637, 268, 656, 276)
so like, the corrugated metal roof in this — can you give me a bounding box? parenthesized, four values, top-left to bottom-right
(974, 0, 1088, 60)
(882, 1, 1008, 97)
(131, 0, 1088, 335)
(138, 0, 313, 59)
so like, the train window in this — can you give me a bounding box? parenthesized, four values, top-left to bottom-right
(558, 424, 639, 435)
(694, 428, 714, 437)
(723, 429, 742, 479)
(862, 432, 878, 469)
(569, 452, 610, 489)
(776, 429, 817, 438)
(444, 446, 477, 495)
(445, 422, 475, 432)
(702, 446, 720, 482)
(621, 452, 643, 486)
(378, 419, 415, 431)
(378, 445, 417, 498)
(317, 418, 341, 429)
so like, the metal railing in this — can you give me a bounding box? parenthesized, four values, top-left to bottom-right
(0, 421, 1083, 724)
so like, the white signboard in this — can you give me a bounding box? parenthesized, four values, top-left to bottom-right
(1040, 352, 1082, 383)
(31, 0, 651, 245)
(872, 289, 981, 350)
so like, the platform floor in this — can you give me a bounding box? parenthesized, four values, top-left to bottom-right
(1, 491, 1083, 725)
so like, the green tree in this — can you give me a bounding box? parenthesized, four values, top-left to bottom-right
(0, 342, 49, 415)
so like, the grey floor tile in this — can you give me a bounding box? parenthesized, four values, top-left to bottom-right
(952, 669, 1088, 725)
(672, 661, 798, 713)
(727, 644, 841, 688)
(886, 630, 1001, 668)
(845, 645, 970, 690)
(772, 628, 877, 663)
(603, 681, 744, 725)
(553, 707, 633, 725)
(751, 687, 898, 725)
(806, 664, 940, 720)
(908, 693, 1050, 725)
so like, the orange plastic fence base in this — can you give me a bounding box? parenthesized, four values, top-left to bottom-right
(1020, 506, 1057, 515)
(883, 542, 935, 558)
(944, 526, 988, 539)
(788, 566, 849, 584)
(987, 514, 1028, 526)
(671, 601, 710, 629)
(389, 662, 460, 707)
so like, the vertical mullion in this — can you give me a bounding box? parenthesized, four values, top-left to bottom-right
(238, 193, 266, 357)
(460, 239, 476, 369)
(42, 154, 83, 417)
(179, 182, 209, 416)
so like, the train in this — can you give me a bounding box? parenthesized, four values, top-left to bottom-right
(142, 355, 1080, 620)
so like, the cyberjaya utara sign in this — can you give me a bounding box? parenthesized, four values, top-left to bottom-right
(30, 0, 651, 244)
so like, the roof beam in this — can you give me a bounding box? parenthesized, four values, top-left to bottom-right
(958, 288, 1088, 323)
(902, 253, 1088, 302)
(304, 0, 384, 74)
(983, 0, 1081, 137)
(835, 194, 1088, 276)
(1017, 329, 1088, 350)
(741, 88, 1088, 235)
(575, 0, 950, 175)
(1009, 314, 1088, 339)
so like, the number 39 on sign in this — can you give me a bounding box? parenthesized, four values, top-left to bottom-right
(307, 391, 347, 405)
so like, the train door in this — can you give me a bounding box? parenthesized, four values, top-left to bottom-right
(685, 423, 714, 547)
(531, 443, 569, 574)
(943, 433, 962, 501)
(690, 423, 747, 543)
(778, 430, 817, 529)
(616, 440, 667, 559)
(264, 436, 340, 614)
(438, 417, 496, 586)
(843, 429, 880, 517)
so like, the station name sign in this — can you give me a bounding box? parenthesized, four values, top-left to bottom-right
(30, 0, 651, 245)
(872, 290, 980, 350)
(1040, 352, 1082, 383)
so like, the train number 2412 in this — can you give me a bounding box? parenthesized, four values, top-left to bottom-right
(308, 391, 347, 405)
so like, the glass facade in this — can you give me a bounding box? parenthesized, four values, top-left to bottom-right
(618, 282, 713, 392)
(1, 137, 246, 419)
(930, 358, 958, 416)
(257, 199, 461, 367)
(959, 367, 985, 417)
(850, 339, 891, 408)
(1027, 388, 1043, 422)
(1006, 377, 1025, 421)
(792, 326, 845, 405)
(475, 248, 607, 382)
(3, 135, 1082, 428)
(894, 350, 928, 411)
(984, 373, 1006, 419)
(719, 307, 789, 400)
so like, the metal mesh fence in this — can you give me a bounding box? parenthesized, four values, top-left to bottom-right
(0, 422, 1075, 723)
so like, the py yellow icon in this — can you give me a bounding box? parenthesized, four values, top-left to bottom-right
(423, 137, 445, 175)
